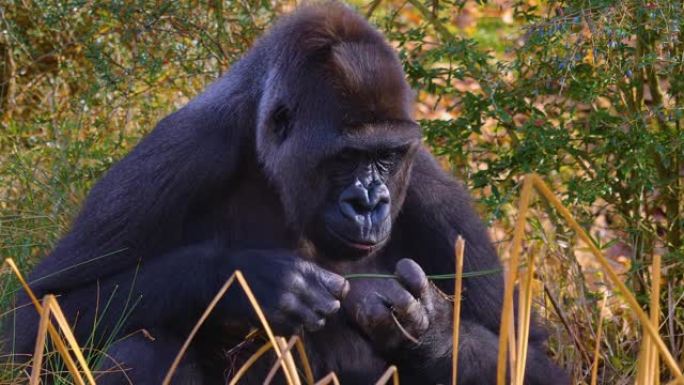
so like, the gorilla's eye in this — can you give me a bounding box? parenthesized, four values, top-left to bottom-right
(375, 147, 406, 173)
(271, 105, 292, 143)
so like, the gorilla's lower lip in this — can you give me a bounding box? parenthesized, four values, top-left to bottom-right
(325, 226, 386, 251)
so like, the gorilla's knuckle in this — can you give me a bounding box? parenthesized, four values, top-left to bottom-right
(278, 292, 300, 313)
(392, 290, 416, 312)
(325, 276, 349, 299)
(284, 272, 307, 290)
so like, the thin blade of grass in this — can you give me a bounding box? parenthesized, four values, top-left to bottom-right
(452, 236, 465, 385)
(374, 365, 399, 385)
(497, 176, 533, 385)
(590, 293, 608, 385)
(531, 174, 684, 382)
(29, 297, 52, 385)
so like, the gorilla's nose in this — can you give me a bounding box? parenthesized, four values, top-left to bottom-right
(339, 180, 391, 225)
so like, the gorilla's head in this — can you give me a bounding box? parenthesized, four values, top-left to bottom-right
(255, 4, 421, 260)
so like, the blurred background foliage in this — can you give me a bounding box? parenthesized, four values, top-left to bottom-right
(1, 0, 682, 383)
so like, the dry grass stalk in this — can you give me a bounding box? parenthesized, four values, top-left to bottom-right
(264, 337, 300, 385)
(639, 342, 649, 385)
(313, 372, 341, 385)
(229, 335, 314, 385)
(530, 174, 683, 383)
(497, 176, 534, 385)
(514, 250, 536, 385)
(649, 254, 662, 385)
(452, 236, 465, 385)
(277, 336, 302, 385)
(228, 340, 274, 385)
(43, 295, 98, 385)
(4, 258, 95, 385)
(648, 255, 661, 385)
(590, 293, 608, 385)
(374, 365, 399, 385)
(638, 254, 663, 385)
(162, 271, 299, 385)
(29, 296, 52, 385)
(294, 335, 315, 385)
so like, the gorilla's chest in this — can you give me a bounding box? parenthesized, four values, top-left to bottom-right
(184, 172, 296, 250)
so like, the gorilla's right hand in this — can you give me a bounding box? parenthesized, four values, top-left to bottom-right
(222, 250, 349, 335)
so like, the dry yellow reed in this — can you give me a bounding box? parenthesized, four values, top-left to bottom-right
(44, 295, 97, 385)
(514, 250, 536, 385)
(590, 293, 608, 385)
(29, 297, 52, 385)
(264, 337, 301, 385)
(228, 339, 274, 385)
(497, 176, 534, 385)
(650, 254, 662, 385)
(452, 236, 465, 385)
(530, 174, 683, 383)
(374, 365, 399, 385)
(314, 372, 341, 385)
(4, 258, 94, 385)
(163, 271, 298, 385)
(639, 343, 648, 385)
(294, 335, 315, 385)
(278, 336, 302, 385)
(229, 334, 314, 385)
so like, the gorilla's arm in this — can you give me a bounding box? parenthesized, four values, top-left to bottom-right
(386, 149, 567, 384)
(27, 61, 261, 295)
(15, 245, 347, 349)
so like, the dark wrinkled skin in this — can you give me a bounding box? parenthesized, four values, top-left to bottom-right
(3, 3, 568, 385)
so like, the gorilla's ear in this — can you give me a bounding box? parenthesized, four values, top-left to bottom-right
(271, 104, 293, 143)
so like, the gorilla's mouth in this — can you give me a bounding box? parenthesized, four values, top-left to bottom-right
(325, 225, 388, 252)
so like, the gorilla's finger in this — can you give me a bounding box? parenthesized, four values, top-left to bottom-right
(315, 299, 341, 317)
(357, 301, 391, 331)
(395, 259, 429, 299)
(300, 285, 341, 317)
(384, 288, 429, 335)
(315, 269, 350, 300)
(278, 292, 326, 332)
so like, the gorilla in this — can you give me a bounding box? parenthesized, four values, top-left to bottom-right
(5, 3, 568, 384)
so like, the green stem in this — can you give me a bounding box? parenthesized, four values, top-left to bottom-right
(344, 267, 506, 280)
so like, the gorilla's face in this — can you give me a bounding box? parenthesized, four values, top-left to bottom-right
(258, 109, 420, 260)
(256, 38, 419, 260)
(313, 134, 419, 259)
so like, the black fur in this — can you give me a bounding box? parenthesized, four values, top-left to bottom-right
(5, 3, 568, 384)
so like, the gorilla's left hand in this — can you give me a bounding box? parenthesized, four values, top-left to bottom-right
(343, 259, 452, 353)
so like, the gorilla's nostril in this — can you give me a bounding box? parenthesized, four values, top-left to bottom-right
(350, 199, 371, 214)
(340, 200, 363, 220)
